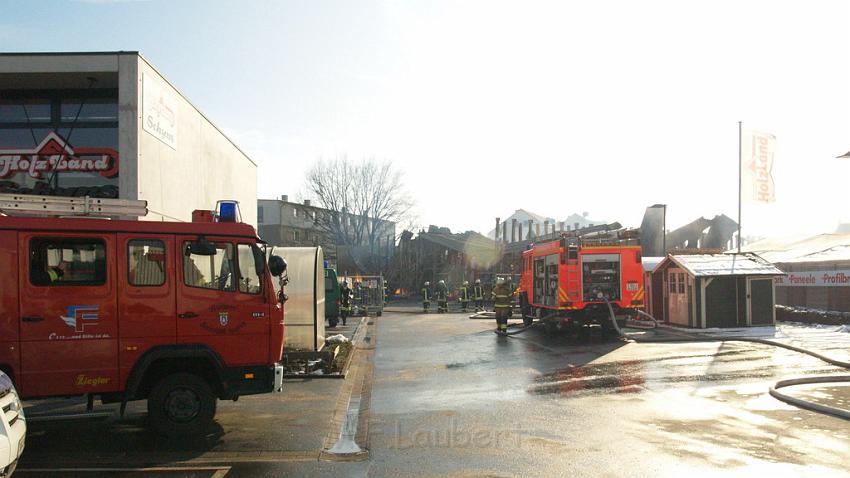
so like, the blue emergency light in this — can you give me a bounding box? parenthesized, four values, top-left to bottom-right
(216, 200, 241, 223)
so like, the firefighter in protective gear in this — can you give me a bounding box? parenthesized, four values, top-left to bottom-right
(436, 280, 449, 313)
(422, 282, 432, 312)
(353, 280, 364, 315)
(458, 281, 470, 312)
(473, 279, 484, 312)
(339, 280, 353, 326)
(492, 277, 514, 334)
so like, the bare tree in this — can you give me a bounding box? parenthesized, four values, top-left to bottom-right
(304, 157, 413, 252)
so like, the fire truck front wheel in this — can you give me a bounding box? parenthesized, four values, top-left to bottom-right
(148, 372, 217, 437)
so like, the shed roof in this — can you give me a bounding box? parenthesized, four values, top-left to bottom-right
(660, 253, 783, 277)
(642, 257, 665, 273)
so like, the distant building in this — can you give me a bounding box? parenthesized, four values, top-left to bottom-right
(257, 195, 395, 273)
(388, 226, 498, 295)
(490, 209, 607, 242)
(743, 233, 850, 312)
(664, 215, 738, 252)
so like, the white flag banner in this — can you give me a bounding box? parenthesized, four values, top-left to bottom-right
(741, 129, 777, 203)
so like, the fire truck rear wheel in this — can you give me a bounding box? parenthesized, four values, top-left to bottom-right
(148, 372, 217, 437)
(328, 317, 339, 328)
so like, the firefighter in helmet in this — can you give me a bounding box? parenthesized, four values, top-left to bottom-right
(473, 279, 485, 312)
(339, 280, 353, 326)
(436, 280, 449, 313)
(458, 280, 470, 312)
(422, 281, 432, 312)
(492, 276, 514, 334)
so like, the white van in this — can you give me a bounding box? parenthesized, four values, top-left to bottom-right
(0, 371, 25, 477)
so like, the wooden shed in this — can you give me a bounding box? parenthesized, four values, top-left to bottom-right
(653, 253, 783, 328)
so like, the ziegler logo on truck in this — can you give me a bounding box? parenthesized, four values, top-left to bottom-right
(75, 374, 111, 387)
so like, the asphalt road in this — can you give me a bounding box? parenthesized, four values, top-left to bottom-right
(365, 308, 850, 477)
(17, 310, 850, 477)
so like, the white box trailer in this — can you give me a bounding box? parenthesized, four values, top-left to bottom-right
(274, 247, 326, 351)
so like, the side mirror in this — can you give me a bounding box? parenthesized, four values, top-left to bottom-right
(268, 255, 287, 277)
(186, 237, 217, 256)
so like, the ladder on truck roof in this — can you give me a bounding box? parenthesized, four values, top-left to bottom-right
(0, 193, 148, 218)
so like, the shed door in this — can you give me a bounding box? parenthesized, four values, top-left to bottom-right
(748, 278, 775, 326)
(667, 269, 688, 326)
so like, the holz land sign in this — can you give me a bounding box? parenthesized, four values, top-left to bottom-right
(142, 72, 178, 150)
(0, 132, 118, 179)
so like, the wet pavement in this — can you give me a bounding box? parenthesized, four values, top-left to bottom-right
(16, 310, 850, 477)
(367, 308, 850, 477)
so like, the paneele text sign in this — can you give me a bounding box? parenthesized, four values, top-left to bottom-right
(774, 270, 850, 287)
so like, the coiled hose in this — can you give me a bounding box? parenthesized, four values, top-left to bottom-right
(602, 298, 850, 420)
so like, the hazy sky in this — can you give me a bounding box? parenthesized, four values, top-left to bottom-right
(3, 0, 849, 238)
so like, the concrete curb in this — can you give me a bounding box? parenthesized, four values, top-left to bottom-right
(320, 317, 376, 462)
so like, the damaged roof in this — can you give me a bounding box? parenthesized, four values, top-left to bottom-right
(660, 253, 783, 277)
(419, 230, 495, 253)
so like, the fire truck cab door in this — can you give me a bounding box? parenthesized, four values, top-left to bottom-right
(18, 232, 119, 397)
(176, 237, 269, 366)
(117, 233, 177, 387)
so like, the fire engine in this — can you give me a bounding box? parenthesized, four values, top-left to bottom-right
(0, 194, 287, 436)
(518, 227, 644, 334)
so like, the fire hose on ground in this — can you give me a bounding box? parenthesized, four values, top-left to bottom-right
(600, 298, 850, 421)
(477, 297, 850, 418)
(470, 310, 545, 336)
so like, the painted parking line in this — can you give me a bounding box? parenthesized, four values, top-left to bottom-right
(16, 465, 230, 478)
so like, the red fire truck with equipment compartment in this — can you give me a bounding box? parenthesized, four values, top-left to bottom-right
(518, 227, 644, 334)
(0, 194, 287, 436)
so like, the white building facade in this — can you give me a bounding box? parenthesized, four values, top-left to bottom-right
(0, 52, 257, 225)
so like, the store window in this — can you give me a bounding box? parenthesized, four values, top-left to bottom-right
(257, 206, 264, 223)
(0, 99, 50, 123)
(29, 238, 106, 286)
(0, 89, 119, 198)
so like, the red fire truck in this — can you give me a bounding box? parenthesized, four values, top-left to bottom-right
(0, 194, 287, 436)
(518, 229, 645, 334)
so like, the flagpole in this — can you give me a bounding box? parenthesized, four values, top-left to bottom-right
(737, 120, 742, 253)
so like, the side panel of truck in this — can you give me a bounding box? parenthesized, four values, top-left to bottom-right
(176, 236, 269, 366)
(17, 232, 120, 397)
(0, 231, 19, 380)
(116, 233, 178, 386)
